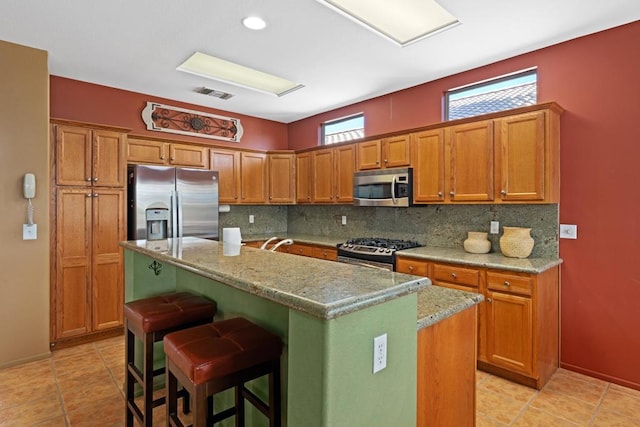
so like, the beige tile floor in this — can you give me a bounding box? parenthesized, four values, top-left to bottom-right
(1, 335, 639, 426)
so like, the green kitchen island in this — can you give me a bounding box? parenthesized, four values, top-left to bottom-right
(121, 237, 481, 426)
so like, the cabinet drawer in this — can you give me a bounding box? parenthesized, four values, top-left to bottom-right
(487, 271, 533, 296)
(396, 257, 429, 276)
(432, 264, 480, 287)
(282, 243, 314, 257)
(312, 246, 338, 261)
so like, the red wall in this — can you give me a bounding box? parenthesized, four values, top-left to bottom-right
(290, 21, 640, 389)
(50, 76, 289, 151)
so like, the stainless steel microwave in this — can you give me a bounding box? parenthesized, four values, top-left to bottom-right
(353, 167, 414, 207)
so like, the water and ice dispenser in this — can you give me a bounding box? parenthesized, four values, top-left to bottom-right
(146, 208, 169, 240)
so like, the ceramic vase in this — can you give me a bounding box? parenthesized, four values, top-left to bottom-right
(463, 231, 491, 254)
(499, 227, 534, 258)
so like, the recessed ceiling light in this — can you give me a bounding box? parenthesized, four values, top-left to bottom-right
(242, 16, 267, 30)
(177, 52, 304, 97)
(317, 0, 459, 47)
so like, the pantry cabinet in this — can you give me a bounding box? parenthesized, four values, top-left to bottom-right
(268, 152, 295, 204)
(50, 121, 129, 349)
(55, 124, 126, 188)
(127, 137, 209, 168)
(395, 254, 559, 389)
(357, 135, 411, 170)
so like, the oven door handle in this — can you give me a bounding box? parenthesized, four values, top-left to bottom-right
(351, 260, 392, 271)
(391, 174, 397, 205)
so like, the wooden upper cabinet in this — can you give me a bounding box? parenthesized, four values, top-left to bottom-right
(446, 120, 494, 202)
(55, 125, 126, 188)
(240, 152, 267, 203)
(169, 143, 209, 168)
(357, 136, 411, 170)
(312, 148, 334, 203)
(126, 138, 168, 165)
(296, 152, 312, 203)
(210, 148, 240, 203)
(411, 129, 445, 203)
(268, 153, 295, 204)
(127, 138, 208, 168)
(495, 111, 546, 202)
(334, 144, 356, 203)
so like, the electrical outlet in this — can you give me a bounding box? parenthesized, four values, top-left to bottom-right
(373, 333, 387, 374)
(341, 215, 347, 225)
(490, 221, 499, 234)
(249, 215, 255, 224)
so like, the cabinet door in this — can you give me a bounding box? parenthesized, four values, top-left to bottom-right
(486, 290, 533, 375)
(55, 125, 92, 186)
(334, 145, 356, 203)
(93, 130, 126, 188)
(240, 152, 267, 203)
(55, 188, 92, 338)
(210, 149, 241, 203)
(91, 189, 125, 331)
(127, 138, 168, 164)
(312, 148, 334, 203)
(357, 139, 382, 170)
(383, 135, 411, 168)
(411, 129, 445, 202)
(495, 111, 545, 201)
(296, 152, 312, 203)
(447, 121, 494, 201)
(268, 153, 295, 204)
(169, 144, 209, 168)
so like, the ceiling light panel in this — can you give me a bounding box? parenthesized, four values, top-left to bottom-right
(242, 16, 267, 30)
(318, 0, 459, 46)
(177, 52, 303, 97)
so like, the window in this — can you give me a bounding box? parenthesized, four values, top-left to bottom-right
(445, 69, 537, 121)
(322, 114, 364, 145)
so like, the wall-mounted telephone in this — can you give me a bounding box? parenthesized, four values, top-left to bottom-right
(24, 173, 36, 199)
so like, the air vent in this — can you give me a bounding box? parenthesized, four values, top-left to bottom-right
(194, 87, 234, 100)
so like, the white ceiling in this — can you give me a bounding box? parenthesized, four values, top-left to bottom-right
(1, 1, 638, 123)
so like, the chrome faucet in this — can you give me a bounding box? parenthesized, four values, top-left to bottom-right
(270, 239, 293, 251)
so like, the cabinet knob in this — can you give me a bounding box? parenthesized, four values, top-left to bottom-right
(376, 161, 380, 165)
(438, 192, 443, 197)
(307, 196, 311, 200)
(170, 157, 175, 161)
(487, 298, 493, 303)
(160, 156, 166, 160)
(86, 177, 92, 182)
(384, 159, 388, 163)
(93, 177, 98, 182)
(93, 193, 99, 197)
(501, 190, 507, 195)
(409, 265, 414, 271)
(449, 191, 455, 196)
(86, 193, 92, 197)
(504, 281, 510, 287)
(269, 196, 272, 200)
(451, 272, 457, 279)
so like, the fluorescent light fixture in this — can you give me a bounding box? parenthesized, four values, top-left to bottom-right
(242, 16, 267, 30)
(177, 52, 303, 97)
(317, 0, 459, 47)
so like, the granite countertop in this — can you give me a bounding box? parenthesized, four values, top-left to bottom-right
(241, 233, 561, 273)
(416, 286, 484, 330)
(121, 237, 430, 321)
(397, 246, 562, 274)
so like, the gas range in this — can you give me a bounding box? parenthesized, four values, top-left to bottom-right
(336, 237, 422, 271)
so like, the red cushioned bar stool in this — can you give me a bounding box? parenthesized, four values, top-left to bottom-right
(124, 292, 217, 427)
(163, 317, 283, 427)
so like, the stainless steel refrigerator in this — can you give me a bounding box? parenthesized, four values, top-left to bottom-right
(127, 165, 219, 240)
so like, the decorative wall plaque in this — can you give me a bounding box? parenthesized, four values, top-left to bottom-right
(142, 102, 243, 142)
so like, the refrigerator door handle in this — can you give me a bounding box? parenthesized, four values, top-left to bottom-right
(171, 190, 178, 238)
(176, 190, 184, 237)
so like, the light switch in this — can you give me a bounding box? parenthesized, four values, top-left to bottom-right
(559, 224, 577, 239)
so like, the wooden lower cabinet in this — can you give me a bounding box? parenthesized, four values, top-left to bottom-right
(52, 188, 125, 347)
(397, 255, 559, 389)
(417, 305, 477, 426)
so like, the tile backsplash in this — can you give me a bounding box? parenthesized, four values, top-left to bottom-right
(221, 204, 559, 258)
